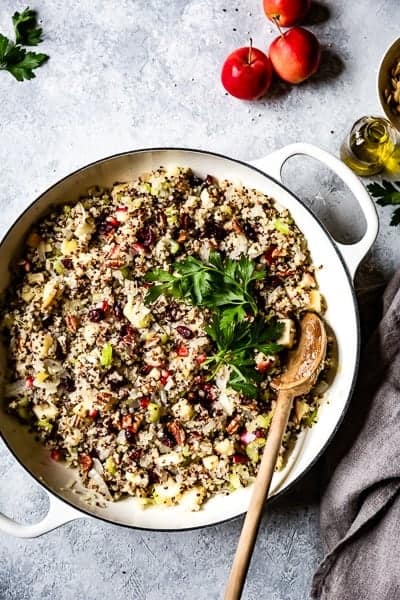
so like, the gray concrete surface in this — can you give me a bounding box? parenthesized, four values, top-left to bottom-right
(0, 1, 399, 599)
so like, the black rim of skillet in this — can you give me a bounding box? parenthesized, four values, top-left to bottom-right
(0, 147, 361, 533)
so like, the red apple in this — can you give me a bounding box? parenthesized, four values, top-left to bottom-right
(269, 27, 321, 84)
(263, 0, 311, 27)
(221, 45, 273, 100)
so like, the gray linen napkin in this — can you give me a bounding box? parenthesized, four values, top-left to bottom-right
(311, 271, 400, 600)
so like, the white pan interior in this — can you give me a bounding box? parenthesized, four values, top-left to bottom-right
(0, 149, 358, 530)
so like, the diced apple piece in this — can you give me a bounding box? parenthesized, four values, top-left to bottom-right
(155, 452, 183, 468)
(33, 403, 58, 421)
(40, 334, 54, 358)
(123, 299, 153, 329)
(153, 478, 181, 506)
(42, 280, 59, 309)
(214, 438, 235, 457)
(61, 239, 78, 255)
(202, 455, 219, 471)
(172, 399, 194, 422)
(307, 290, 322, 313)
(179, 486, 206, 511)
(295, 399, 310, 424)
(277, 318, 296, 348)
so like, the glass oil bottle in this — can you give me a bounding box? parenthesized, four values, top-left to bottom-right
(340, 116, 400, 177)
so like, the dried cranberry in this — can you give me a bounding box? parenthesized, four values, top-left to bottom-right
(233, 454, 248, 464)
(267, 275, 283, 288)
(264, 245, 278, 266)
(255, 429, 267, 438)
(179, 213, 193, 230)
(201, 174, 214, 189)
(88, 409, 99, 419)
(61, 258, 73, 269)
(129, 449, 142, 462)
(42, 315, 53, 329)
(114, 302, 124, 320)
(177, 344, 189, 357)
(55, 341, 66, 361)
(25, 376, 34, 388)
(148, 470, 159, 484)
(202, 383, 215, 401)
(125, 427, 136, 444)
(160, 435, 174, 448)
(164, 302, 180, 322)
(109, 377, 125, 391)
(50, 448, 62, 461)
(136, 226, 155, 247)
(88, 307, 105, 322)
(242, 222, 258, 241)
(202, 220, 226, 241)
(140, 364, 152, 376)
(98, 221, 115, 235)
(120, 324, 133, 338)
(188, 173, 204, 187)
(139, 397, 150, 408)
(61, 376, 76, 392)
(105, 418, 118, 434)
(176, 325, 193, 339)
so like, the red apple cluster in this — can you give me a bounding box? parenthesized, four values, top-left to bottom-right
(221, 0, 322, 100)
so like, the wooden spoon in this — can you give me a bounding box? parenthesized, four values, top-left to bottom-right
(225, 312, 327, 600)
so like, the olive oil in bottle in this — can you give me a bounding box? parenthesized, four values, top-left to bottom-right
(340, 116, 400, 176)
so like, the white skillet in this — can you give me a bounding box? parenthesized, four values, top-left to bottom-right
(0, 143, 378, 537)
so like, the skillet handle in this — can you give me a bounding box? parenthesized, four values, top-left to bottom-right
(251, 142, 379, 280)
(0, 492, 82, 538)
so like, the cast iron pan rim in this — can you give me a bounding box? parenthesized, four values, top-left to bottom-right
(0, 147, 361, 533)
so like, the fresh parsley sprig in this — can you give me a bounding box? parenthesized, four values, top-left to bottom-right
(13, 7, 43, 46)
(145, 251, 283, 397)
(0, 7, 48, 82)
(205, 316, 283, 397)
(367, 180, 400, 227)
(144, 252, 265, 323)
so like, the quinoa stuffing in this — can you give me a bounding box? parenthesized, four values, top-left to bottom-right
(0, 166, 330, 511)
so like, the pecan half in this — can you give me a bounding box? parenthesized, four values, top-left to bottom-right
(168, 420, 186, 445)
(130, 414, 144, 434)
(226, 415, 241, 435)
(78, 453, 93, 472)
(65, 314, 78, 332)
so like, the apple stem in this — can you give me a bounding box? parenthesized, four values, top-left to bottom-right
(248, 37, 253, 64)
(273, 16, 284, 39)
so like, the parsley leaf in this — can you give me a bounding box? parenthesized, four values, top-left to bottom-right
(145, 252, 265, 320)
(145, 251, 283, 397)
(6, 49, 48, 81)
(367, 180, 400, 227)
(0, 8, 48, 81)
(13, 7, 43, 46)
(204, 316, 283, 398)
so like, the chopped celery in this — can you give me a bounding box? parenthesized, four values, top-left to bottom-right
(147, 403, 161, 423)
(54, 261, 64, 275)
(256, 413, 273, 430)
(273, 218, 290, 234)
(120, 266, 133, 279)
(169, 240, 180, 254)
(104, 456, 117, 476)
(17, 406, 31, 422)
(37, 419, 53, 431)
(100, 343, 113, 367)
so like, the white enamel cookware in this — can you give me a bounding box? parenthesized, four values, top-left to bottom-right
(0, 143, 378, 537)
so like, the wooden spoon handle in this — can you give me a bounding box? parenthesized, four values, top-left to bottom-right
(224, 389, 295, 600)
